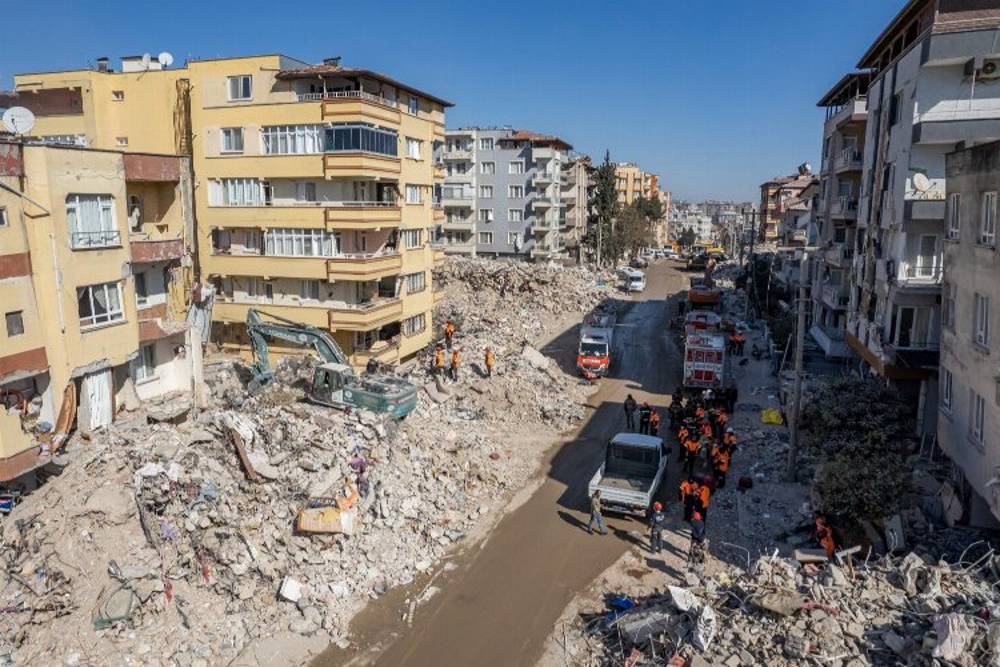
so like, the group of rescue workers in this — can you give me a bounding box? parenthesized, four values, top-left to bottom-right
(431, 318, 495, 381)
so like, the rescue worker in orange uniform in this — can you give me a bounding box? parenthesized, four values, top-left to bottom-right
(484, 347, 495, 378)
(814, 515, 836, 558)
(444, 318, 456, 349)
(733, 331, 746, 356)
(433, 345, 445, 377)
(679, 478, 700, 521)
(683, 436, 701, 475)
(711, 444, 731, 488)
(450, 348, 461, 382)
(722, 427, 738, 453)
(714, 409, 729, 438)
(697, 482, 712, 521)
(649, 410, 661, 437)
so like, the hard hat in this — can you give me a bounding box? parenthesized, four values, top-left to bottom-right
(653, 502, 663, 511)
(726, 427, 734, 433)
(692, 511, 702, 521)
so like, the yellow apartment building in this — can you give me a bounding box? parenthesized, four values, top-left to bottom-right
(614, 162, 661, 206)
(0, 140, 193, 484)
(11, 54, 449, 366)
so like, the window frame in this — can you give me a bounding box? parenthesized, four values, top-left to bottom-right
(969, 389, 986, 448)
(480, 161, 495, 175)
(404, 271, 427, 294)
(111, 90, 125, 102)
(0, 206, 7, 227)
(4, 311, 24, 337)
(227, 75, 253, 101)
(942, 282, 956, 331)
(132, 343, 156, 384)
(479, 185, 493, 199)
(407, 95, 418, 116)
(220, 127, 245, 154)
(403, 312, 426, 336)
(508, 185, 525, 198)
(975, 292, 991, 348)
(300, 279, 321, 301)
(508, 209, 523, 222)
(947, 193, 961, 240)
(478, 231, 494, 244)
(401, 229, 422, 249)
(66, 193, 120, 250)
(405, 185, 423, 205)
(260, 124, 323, 156)
(507, 232, 520, 246)
(134, 271, 149, 308)
(478, 208, 493, 223)
(77, 281, 125, 330)
(509, 160, 524, 175)
(405, 137, 422, 160)
(981, 191, 997, 247)
(941, 367, 954, 414)
(479, 137, 494, 151)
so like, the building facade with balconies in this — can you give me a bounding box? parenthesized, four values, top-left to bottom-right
(759, 168, 813, 243)
(845, 1, 1000, 436)
(12, 54, 450, 368)
(435, 127, 572, 260)
(0, 141, 193, 484)
(810, 72, 872, 359)
(938, 140, 1000, 526)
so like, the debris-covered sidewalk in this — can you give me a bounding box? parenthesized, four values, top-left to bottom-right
(0, 258, 615, 667)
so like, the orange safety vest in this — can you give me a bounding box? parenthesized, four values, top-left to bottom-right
(678, 427, 690, 441)
(435, 350, 445, 368)
(724, 432, 737, 448)
(451, 351, 460, 368)
(700, 423, 713, 437)
(650, 412, 661, 428)
(679, 480, 696, 501)
(699, 485, 711, 508)
(712, 447, 730, 472)
(445, 322, 455, 337)
(485, 350, 495, 368)
(684, 438, 701, 454)
(716, 412, 729, 426)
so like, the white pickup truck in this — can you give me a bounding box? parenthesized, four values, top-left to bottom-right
(588, 433, 667, 516)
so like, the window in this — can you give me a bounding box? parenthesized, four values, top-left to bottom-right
(941, 368, 954, 413)
(507, 232, 520, 245)
(404, 271, 426, 293)
(479, 185, 493, 199)
(943, 282, 956, 330)
(132, 344, 156, 383)
(0, 207, 7, 227)
(407, 95, 418, 115)
(111, 90, 124, 101)
(508, 209, 523, 222)
(135, 272, 148, 307)
(889, 92, 901, 126)
(947, 193, 961, 240)
(981, 191, 997, 246)
(405, 185, 422, 204)
(208, 179, 266, 206)
(300, 280, 321, 301)
(77, 281, 124, 329)
(509, 161, 524, 175)
(324, 123, 398, 157)
(975, 292, 991, 347)
(295, 182, 317, 202)
(480, 161, 495, 175)
(508, 185, 524, 198)
(969, 389, 986, 447)
(66, 194, 119, 249)
(406, 137, 422, 160)
(403, 312, 426, 336)
(479, 137, 494, 151)
(221, 127, 244, 153)
(116, 137, 128, 147)
(478, 208, 493, 223)
(4, 311, 24, 337)
(227, 75, 252, 101)
(261, 125, 323, 155)
(401, 229, 422, 249)
(264, 228, 337, 257)
(478, 232, 494, 244)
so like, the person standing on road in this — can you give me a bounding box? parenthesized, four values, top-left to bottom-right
(588, 491, 607, 535)
(683, 435, 701, 475)
(484, 346, 495, 378)
(623, 394, 638, 431)
(639, 402, 652, 435)
(688, 511, 707, 570)
(668, 398, 683, 431)
(680, 478, 698, 521)
(697, 482, 712, 522)
(711, 443, 731, 488)
(648, 502, 667, 553)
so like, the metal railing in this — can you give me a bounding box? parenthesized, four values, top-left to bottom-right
(71, 229, 122, 249)
(900, 263, 943, 282)
(297, 89, 398, 108)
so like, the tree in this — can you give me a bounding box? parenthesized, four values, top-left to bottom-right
(588, 150, 619, 268)
(678, 228, 697, 249)
(632, 195, 665, 224)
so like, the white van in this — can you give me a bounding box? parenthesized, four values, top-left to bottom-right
(622, 268, 646, 293)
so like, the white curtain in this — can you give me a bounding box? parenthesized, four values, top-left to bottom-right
(82, 370, 112, 430)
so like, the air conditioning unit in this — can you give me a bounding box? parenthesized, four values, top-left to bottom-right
(966, 57, 1000, 80)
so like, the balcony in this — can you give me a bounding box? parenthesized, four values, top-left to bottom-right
(532, 193, 562, 209)
(444, 171, 473, 184)
(826, 97, 867, 131)
(326, 252, 402, 281)
(895, 262, 942, 290)
(830, 196, 858, 220)
(328, 298, 403, 332)
(833, 148, 863, 174)
(533, 146, 556, 161)
(323, 152, 401, 179)
(441, 240, 475, 255)
(352, 336, 402, 365)
(431, 243, 446, 267)
(324, 202, 402, 231)
(820, 283, 849, 309)
(70, 229, 122, 250)
(442, 149, 472, 160)
(433, 163, 446, 181)
(441, 217, 474, 230)
(532, 171, 554, 186)
(809, 324, 852, 359)
(130, 238, 184, 263)
(312, 91, 402, 130)
(209, 252, 328, 280)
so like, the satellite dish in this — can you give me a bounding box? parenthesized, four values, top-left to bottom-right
(158, 51, 174, 68)
(141, 53, 152, 69)
(2, 107, 35, 135)
(913, 173, 931, 192)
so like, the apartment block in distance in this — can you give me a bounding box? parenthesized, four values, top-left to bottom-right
(436, 127, 572, 259)
(938, 140, 1000, 526)
(0, 140, 192, 485)
(12, 54, 451, 367)
(759, 167, 813, 243)
(845, 0, 1000, 436)
(809, 71, 872, 360)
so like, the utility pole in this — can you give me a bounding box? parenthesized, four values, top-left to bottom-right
(785, 251, 812, 483)
(596, 220, 603, 269)
(744, 209, 757, 321)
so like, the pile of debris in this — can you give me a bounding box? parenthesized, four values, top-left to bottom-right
(0, 258, 612, 666)
(564, 536, 999, 667)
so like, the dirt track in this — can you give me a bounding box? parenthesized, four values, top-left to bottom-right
(314, 260, 688, 667)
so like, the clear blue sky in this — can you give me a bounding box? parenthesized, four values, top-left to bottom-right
(1, 0, 904, 201)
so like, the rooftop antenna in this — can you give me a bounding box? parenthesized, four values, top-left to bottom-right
(141, 53, 152, 70)
(2, 107, 36, 135)
(158, 51, 174, 68)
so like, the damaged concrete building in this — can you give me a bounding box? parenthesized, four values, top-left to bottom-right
(0, 140, 194, 486)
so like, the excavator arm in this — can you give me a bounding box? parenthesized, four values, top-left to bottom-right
(246, 308, 350, 387)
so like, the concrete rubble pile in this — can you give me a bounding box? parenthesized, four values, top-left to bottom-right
(567, 536, 1000, 667)
(0, 258, 613, 667)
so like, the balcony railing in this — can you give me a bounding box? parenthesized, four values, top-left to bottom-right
(831, 196, 858, 218)
(442, 149, 473, 160)
(296, 89, 398, 108)
(71, 229, 122, 250)
(899, 262, 943, 284)
(834, 148, 863, 172)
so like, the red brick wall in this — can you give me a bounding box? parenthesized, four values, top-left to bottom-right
(123, 154, 181, 182)
(0, 348, 47, 379)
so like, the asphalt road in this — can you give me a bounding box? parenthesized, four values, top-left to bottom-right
(315, 260, 689, 667)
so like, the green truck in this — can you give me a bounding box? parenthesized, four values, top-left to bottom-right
(245, 309, 418, 419)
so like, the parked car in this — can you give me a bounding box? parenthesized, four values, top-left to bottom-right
(588, 433, 667, 516)
(630, 256, 649, 269)
(686, 253, 710, 271)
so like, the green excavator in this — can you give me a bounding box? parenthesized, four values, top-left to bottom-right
(245, 308, 418, 419)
